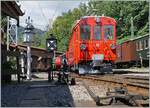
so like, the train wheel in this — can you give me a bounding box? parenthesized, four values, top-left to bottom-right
(100, 64, 113, 74)
(90, 69, 102, 74)
(79, 65, 91, 75)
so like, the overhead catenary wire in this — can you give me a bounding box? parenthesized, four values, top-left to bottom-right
(20, 1, 89, 30)
(48, 2, 60, 29)
(37, 2, 60, 30)
(37, 2, 49, 25)
(49, 0, 89, 27)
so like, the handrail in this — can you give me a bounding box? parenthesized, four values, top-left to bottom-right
(103, 39, 112, 61)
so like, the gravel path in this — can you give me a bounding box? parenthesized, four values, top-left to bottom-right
(69, 82, 96, 107)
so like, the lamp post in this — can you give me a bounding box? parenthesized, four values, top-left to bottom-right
(23, 16, 34, 80)
(46, 34, 57, 82)
(20, 51, 25, 77)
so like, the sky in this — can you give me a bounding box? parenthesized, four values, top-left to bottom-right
(19, 0, 89, 31)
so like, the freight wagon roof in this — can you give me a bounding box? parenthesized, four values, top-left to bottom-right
(117, 34, 149, 45)
(131, 34, 149, 41)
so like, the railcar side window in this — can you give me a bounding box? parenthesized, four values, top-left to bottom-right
(144, 39, 148, 49)
(139, 41, 143, 50)
(142, 40, 144, 50)
(136, 42, 139, 51)
(94, 25, 101, 40)
(104, 25, 114, 40)
(80, 25, 90, 40)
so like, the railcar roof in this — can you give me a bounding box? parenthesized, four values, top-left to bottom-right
(81, 16, 114, 19)
(71, 16, 116, 30)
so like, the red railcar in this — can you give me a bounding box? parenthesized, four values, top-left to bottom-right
(55, 56, 62, 70)
(66, 16, 117, 74)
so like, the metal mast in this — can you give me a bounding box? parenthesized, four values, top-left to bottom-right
(131, 17, 134, 39)
(24, 16, 34, 80)
(6, 16, 18, 60)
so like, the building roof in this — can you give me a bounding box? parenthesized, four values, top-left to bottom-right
(1, 1, 24, 25)
(1, 43, 63, 58)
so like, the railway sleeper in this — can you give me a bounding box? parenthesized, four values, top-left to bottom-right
(77, 75, 149, 106)
(82, 81, 101, 106)
(82, 79, 148, 107)
(99, 87, 149, 107)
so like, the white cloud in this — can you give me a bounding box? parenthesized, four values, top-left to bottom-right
(19, 0, 89, 31)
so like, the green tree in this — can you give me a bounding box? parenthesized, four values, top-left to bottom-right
(32, 34, 42, 47)
(45, 1, 148, 51)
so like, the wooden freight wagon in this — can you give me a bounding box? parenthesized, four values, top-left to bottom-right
(116, 34, 149, 68)
(116, 40, 138, 68)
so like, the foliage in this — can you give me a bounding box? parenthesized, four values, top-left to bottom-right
(32, 34, 42, 47)
(1, 1, 148, 52)
(117, 36, 130, 45)
(1, 61, 14, 75)
(18, 26, 46, 48)
(1, 15, 7, 30)
(38, 32, 49, 48)
(40, 1, 149, 51)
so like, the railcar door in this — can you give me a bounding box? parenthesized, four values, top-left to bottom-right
(79, 24, 91, 61)
(89, 24, 104, 62)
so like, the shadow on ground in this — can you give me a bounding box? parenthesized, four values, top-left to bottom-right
(1, 79, 75, 107)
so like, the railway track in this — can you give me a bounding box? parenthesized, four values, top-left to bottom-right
(71, 73, 149, 107)
(71, 73, 149, 97)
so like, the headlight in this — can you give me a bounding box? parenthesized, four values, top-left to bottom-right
(80, 44, 86, 50)
(110, 44, 116, 49)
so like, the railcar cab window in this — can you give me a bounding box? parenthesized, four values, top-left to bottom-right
(80, 25, 90, 40)
(94, 25, 101, 40)
(104, 25, 114, 40)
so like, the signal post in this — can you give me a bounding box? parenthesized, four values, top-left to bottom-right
(46, 34, 57, 82)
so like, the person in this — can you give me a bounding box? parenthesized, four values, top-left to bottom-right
(62, 56, 68, 72)
(107, 28, 113, 40)
(62, 55, 69, 83)
(104, 28, 113, 40)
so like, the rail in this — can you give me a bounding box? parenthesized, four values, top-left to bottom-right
(81, 78, 148, 107)
(72, 74, 149, 97)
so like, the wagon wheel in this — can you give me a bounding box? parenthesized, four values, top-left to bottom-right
(108, 98, 114, 105)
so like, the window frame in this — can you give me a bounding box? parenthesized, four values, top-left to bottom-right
(144, 39, 148, 49)
(104, 25, 114, 40)
(136, 41, 139, 51)
(139, 40, 143, 50)
(80, 24, 91, 40)
(93, 25, 101, 40)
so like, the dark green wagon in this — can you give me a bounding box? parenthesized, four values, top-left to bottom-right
(116, 34, 149, 68)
